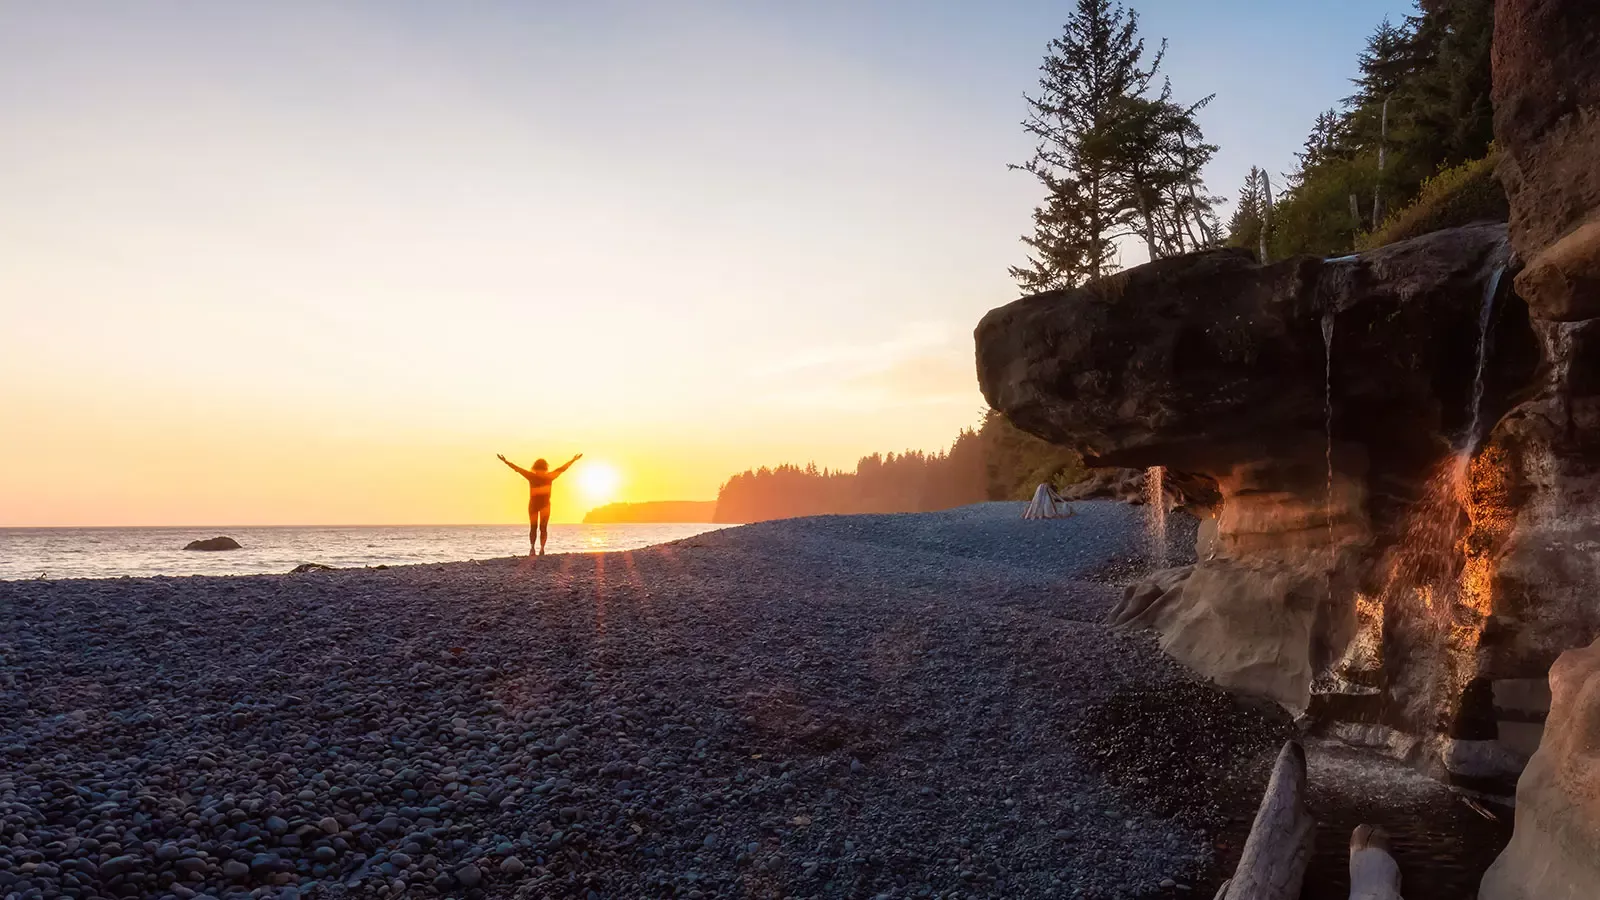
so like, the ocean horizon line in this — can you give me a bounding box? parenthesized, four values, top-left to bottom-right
(0, 520, 721, 531)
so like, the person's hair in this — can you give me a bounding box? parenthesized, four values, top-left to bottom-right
(533, 458, 549, 471)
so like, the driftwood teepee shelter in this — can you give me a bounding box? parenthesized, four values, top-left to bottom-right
(1022, 483, 1074, 519)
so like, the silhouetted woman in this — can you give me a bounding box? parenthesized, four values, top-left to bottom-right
(497, 453, 581, 556)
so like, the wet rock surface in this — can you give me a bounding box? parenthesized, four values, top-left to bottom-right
(975, 222, 1545, 724)
(3, 502, 1251, 900)
(1299, 740, 1513, 900)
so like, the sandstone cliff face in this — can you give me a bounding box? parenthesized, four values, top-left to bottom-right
(975, 0, 1599, 892)
(977, 224, 1542, 733)
(975, 2, 1600, 812)
(1493, 0, 1600, 321)
(1479, 637, 1600, 900)
(1476, 1, 1600, 895)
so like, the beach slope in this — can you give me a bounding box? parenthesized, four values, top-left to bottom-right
(2, 502, 1282, 899)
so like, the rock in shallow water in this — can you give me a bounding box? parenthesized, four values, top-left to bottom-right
(184, 536, 242, 551)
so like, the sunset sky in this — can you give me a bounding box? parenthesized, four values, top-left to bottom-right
(1, 1, 1410, 525)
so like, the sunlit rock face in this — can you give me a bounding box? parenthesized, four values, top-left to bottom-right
(1473, 0, 1600, 723)
(976, 0, 1600, 800)
(1493, 0, 1600, 322)
(1474, 6, 1600, 890)
(1479, 637, 1600, 900)
(976, 223, 1548, 771)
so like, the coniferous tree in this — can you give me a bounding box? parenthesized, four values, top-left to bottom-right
(1267, 1, 1499, 257)
(1011, 0, 1217, 289)
(1407, 0, 1495, 165)
(1348, 17, 1418, 110)
(1110, 91, 1222, 258)
(1226, 166, 1267, 252)
(1012, 0, 1154, 290)
(1294, 110, 1348, 180)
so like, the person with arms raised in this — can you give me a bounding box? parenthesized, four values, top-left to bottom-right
(497, 452, 582, 556)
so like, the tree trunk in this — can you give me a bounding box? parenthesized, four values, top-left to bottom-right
(1373, 95, 1390, 227)
(1258, 171, 1274, 263)
(1136, 187, 1160, 260)
(1191, 203, 1212, 249)
(1219, 740, 1315, 900)
(1348, 825, 1402, 900)
(1175, 189, 1202, 250)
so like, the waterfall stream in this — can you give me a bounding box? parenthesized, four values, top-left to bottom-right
(1322, 312, 1336, 568)
(1463, 263, 1506, 453)
(1375, 260, 1511, 731)
(1145, 466, 1167, 569)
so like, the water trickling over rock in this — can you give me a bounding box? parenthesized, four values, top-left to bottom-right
(1464, 261, 1507, 453)
(1146, 465, 1167, 569)
(976, 223, 1544, 766)
(1322, 312, 1336, 576)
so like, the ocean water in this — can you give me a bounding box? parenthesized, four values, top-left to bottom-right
(0, 523, 727, 581)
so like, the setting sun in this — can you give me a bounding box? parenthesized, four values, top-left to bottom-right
(576, 461, 623, 504)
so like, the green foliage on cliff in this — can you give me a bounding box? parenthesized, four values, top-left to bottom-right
(1233, 0, 1500, 258)
(1357, 150, 1507, 249)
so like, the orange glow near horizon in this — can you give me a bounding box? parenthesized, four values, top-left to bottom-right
(0, 379, 982, 526)
(0, 3, 1052, 528)
(576, 461, 624, 506)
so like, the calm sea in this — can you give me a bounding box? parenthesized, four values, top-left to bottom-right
(0, 523, 727, 581)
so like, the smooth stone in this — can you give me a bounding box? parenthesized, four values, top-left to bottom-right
(98, 856, 140, 880)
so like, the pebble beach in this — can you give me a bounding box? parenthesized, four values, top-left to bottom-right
(0, 502, 1349, 899)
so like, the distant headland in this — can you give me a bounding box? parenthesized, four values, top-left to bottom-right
(582, 500, 717, 524)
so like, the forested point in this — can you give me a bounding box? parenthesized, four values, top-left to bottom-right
(583, 500, 718, 524)
(712, 413, 1084, 523)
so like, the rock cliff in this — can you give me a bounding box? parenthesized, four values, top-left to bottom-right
(976, 0, 1600, 800)
(1479, 637, 1600, 899)
(978, 224, 1543, 734)
(1476, 1, 1600, 896)
(978, 2, 1600, 893)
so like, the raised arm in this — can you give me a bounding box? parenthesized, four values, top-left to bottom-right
(497, 453, 532, 477)
(551, 453, 583, 477)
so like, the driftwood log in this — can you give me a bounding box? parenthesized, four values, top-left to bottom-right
(1218, 740, 1316, 900)
(1348, 824, 1403, 900)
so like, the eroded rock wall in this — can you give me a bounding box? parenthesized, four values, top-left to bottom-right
(978, 223, 1539, 721)
(1477, 2, 1600, 894)
(1494, 0, 1600, 321)
(1480, 637, 1600, 900)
